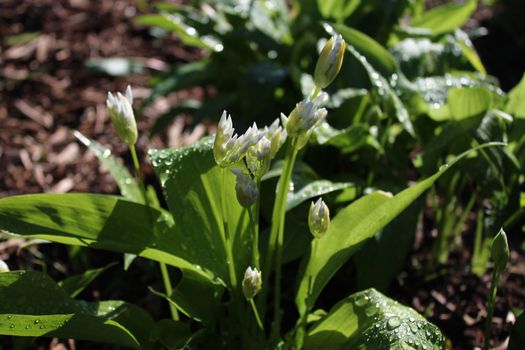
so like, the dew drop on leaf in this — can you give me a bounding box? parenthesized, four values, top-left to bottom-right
(387, 316, 401, 330)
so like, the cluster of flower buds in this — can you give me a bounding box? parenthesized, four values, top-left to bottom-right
(314, 34, 346, 89)
(214, 112, 287, 207)
(308, 198, 330, 239)
(213, 111, 264, 168)
(106, 85, 138, 146)
(281, 92, 328, 148)
(242, 266, 262, 300)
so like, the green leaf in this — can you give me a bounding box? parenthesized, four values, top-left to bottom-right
(73, 131, 143, 203)
(0, 270, 154, 349)
(346, 45, 415, 137)
(0, 193, 216, 285)
(58, 263, 116, 298)
(287, 180, 354, 211)
(506, 73, 525, 119)
(304, 289, 445, 349)
(314, 122, 369, 154)
(329, 23, 397, 77)
(412, 0, 477, 35)
(148, 137, 250, 286)
(509, 310, 525, 350)
(355, 200, 423, 291)
(491, 228, 509, 273)
(295, 143, 505, 315)
(150, 319, 196, 350)
(135, 14, 217, 50)
(448, 86, 492, 120)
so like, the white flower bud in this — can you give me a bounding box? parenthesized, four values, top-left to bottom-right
(246, 136, 271, 177)
(232, 169, 258, 208)
(106, 85, 138, 145)
(214, 113, 264, 168)
(0, 259, 9, 273)
(314, 34, 346, 89)
(309, 198, 330, 239)
(242, 266, 262, 299)
(286, 92, 329, 137)
(266, 118, 287, 158)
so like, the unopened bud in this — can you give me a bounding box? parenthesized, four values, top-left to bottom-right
(309, 198, 330, 239)
(106, 85, 138, 145)
(491, 228, 509, 272)
(286, 93, 328, 137)
(314, 34, 346, 89)
(242, 266, 262, 299)
(0, 259, 9, 273)
(266, 118, 287, 158)
(232, 169, 258, 208)
(246, 136, 271, 178)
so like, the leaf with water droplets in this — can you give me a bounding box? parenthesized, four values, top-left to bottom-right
(0, 271, 154, 349)
(286, 180, 354, 211)
(304, 289, 445, 349)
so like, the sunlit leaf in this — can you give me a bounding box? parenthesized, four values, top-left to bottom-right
(304, 289, 445, 349)
(0, 271, 154, 349)
(412, 0, 477, 35)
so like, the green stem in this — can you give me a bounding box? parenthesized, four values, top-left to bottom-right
(312, 86, 321, 99)
(294, 239, 318, 348)
(250, 298, 264, 331)
(248, 205, 260, 269)
(483, 270, 500, 350)
(222, 168, 238, 289)
(262, 139, 299, 337)
(130, 144, 179, 320)
(159, 262, 179, 320)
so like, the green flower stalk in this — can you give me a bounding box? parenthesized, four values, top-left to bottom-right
(483, 229, 509, 350)
(106, 86, 138, 146)
(308, 198, 330, 239)
(314, 34, 346, 89)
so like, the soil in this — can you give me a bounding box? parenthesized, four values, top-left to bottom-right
(0, 1, 524, 349)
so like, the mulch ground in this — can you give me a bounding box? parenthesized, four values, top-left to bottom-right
(0, 1, 524, 349)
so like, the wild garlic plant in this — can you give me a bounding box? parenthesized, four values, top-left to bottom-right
(1, 33, 506, 349)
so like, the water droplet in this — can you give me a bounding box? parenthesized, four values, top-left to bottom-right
(387, 316, 401, 330)
(408, 322, 418, 334)
(39, 325, 45, 329)
(34, 320, 40, 324)
(9, 324, 14, 329)
(102, 149, 111, 158)
(25, 325, 30, 330)
(7, 315, 12, 320)
(354, 295, 368, 307)
(365, 305, 378, 317)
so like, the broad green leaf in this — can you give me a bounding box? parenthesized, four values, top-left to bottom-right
(314, 122, 369, 154)
(448, 87, 492, 120)
(412, 0, 477, 35)
(455, 30, 487, 74)
(506, 73, 525, 119)
(74, 131, 143, 203)
(287, 180, 354, 211)
(135, 14, 217, 51)
(58, 263, 116, 298)
(355, 200, 422, 291)
(0, 270, 154, 349)
(509, 310, 525, 350)
(346, 45, 415, 137)
(296, 143, 505, 315)
(0, 193, 216, 285)
(304, 289, 445, 349)
(150, 319, 197, 350)
(149, 137, 250, 286)
(329, 23, 397, 77)
(317, 0, 360, 23)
